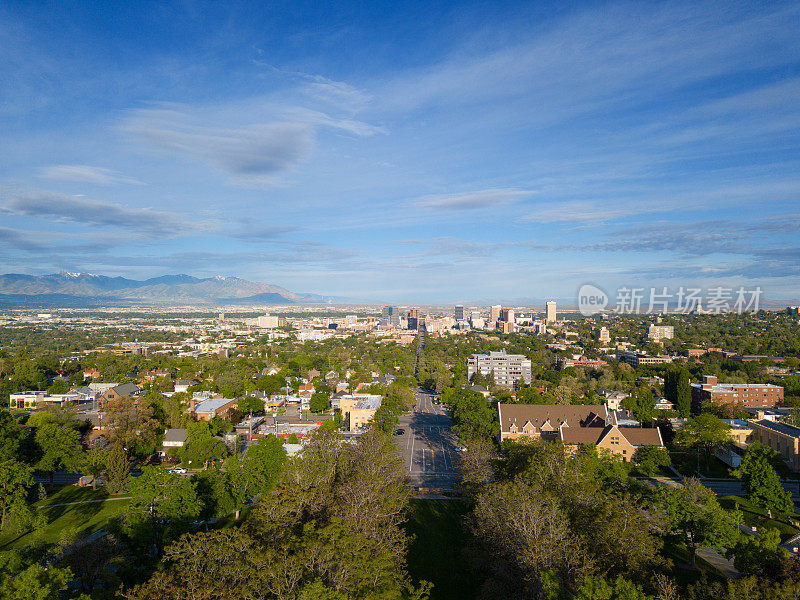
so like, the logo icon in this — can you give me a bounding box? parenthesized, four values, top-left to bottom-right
(578, 283, 608, 316)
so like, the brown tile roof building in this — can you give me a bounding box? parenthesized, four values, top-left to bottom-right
(498, 403, 611, 441)
(498, 403, 663, 460)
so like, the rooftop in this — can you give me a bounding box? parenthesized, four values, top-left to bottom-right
(754, 419, 800, 438)
(354, 396, 382, 410)
(194, 397, 236, 414)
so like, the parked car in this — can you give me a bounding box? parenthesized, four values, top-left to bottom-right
(168, 467, 187, 474)
(455, 446, 467, 452)
(395, 428, 405, 435)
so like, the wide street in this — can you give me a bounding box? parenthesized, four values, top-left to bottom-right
(394, 388, 460, 493)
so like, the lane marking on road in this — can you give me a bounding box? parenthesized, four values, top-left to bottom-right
(409, 429, 416, 473)
(441, 437, 450, 471)
(421, 429, 435, 472)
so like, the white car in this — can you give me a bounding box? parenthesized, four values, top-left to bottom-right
(455, 446, 467, 452)
(169, 467, 187, 474)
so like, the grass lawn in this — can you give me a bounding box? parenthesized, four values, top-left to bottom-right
(0, 485, 131, 551)
(718, 495, 800, 542)
(405, 499, 480, 600)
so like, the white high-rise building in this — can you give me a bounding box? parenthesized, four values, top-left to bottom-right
(467, 351, 532, 388)
(256, 314, 280, 328)
(648, 324, 674, 341)
(545, 301, 557, 324)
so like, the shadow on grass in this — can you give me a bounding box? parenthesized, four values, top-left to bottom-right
(405, 499, 481, 600)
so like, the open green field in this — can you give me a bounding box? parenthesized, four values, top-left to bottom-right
(719, 495, 800, 542)
(0, 486, 131, 551)
(405, 499, 480, 600)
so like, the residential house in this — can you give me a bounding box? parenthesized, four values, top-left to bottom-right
(83, 368, 101, 380)
(174, 379, 194, 393)
(596, 388, 630, 411)
(98, 383, 142, 408)
(161, 428, 188, 456)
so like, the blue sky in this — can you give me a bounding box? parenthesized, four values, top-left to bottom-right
(1, 0, 799, 303)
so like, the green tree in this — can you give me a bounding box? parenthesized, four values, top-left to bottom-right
(194, 467, 245, 519)
(632, 445, 671, 476)
(622, 389, 657, 423)
(0, 563, 75, 600)
(729, 527, 788, 577)
(0, 459, 33, 531)
(104, 395, 160, 455)
(665, 368, 692, 416)
(33, 420, 83, 476)
(126, 465, 201, 554)
(450, 388, 499, 441)
(225, 435, 286, 499)
(0, 410, 23, 462)
(734, 442, 794, 515)
(81, 446, 107, 490)
(47, 379, 69, 395)
(675, 413, 730, 474)
(676, 369, 692, 416)
(573, 574, 653, 600)
(237, 395, 265, 414)
(659, 478, 741, 567)
(105, 443, 130, 494)
(180, 421, 227, 470)
(309, 390, 331, 413)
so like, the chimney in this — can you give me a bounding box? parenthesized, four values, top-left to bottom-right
(190, 398, 196, 413)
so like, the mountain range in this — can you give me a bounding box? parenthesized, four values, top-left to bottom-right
(0, 273, 333, 308)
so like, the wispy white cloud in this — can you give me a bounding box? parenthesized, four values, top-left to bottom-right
(122, 108, 314, 180)
(1, 189, 192, 238)
(412, 188, 535, 210)
(39, 164, 144, 185)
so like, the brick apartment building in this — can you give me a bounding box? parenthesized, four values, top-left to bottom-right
(691, 375, 783, 410)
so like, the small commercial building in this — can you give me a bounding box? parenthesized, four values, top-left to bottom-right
(192, 397, 238, 421)
(338, 394, 382, 432)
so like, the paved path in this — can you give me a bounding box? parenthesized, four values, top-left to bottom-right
(696, 547, 739, 578)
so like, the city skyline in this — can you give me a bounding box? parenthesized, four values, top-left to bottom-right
(2, 1, 799, 303)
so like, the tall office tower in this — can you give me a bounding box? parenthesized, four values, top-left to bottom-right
(490, 305, 502, 322)
(382, 306, 400, 326)
(499, 308, 515, 322)
(410, 307, 419, 319)
(454, 305, 465, 320)
(545, 301, 557, 324)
